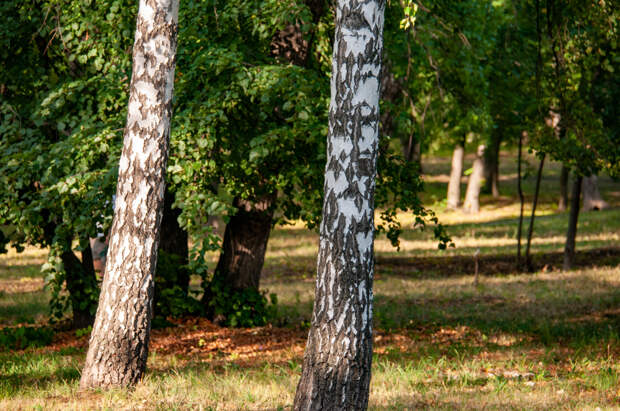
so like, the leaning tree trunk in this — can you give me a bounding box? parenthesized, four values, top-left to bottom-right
(525, 154, 546, 272)
(60, 242, 99, 329)
(446, 139, 465, 209)
(483, 131, 501, 197)
(80, 0, 178, 389)
(582, 175, 608, 211)
(558, 165, 569, 211)
(293, 1, 384, 409)
(463, 144, 486, 214)
(563, 175, 583, 270)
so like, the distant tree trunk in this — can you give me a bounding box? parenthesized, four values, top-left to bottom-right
(582, 175, 608, 211)
(154, 188, 189, 315)
(80, 0, 178, 389)
(516, 131, 525, 268)
(203, 195, 275, 314)
(293, 0, 384, 409)
(447, 139, 465, 209)
(525, 154, 546, 272)
(483, 132, 501, 197)
(463, 144, 486, 214)
(563, 175, 583, 270)
(558, 165, 569, 211)
(60, 242, 98, 329)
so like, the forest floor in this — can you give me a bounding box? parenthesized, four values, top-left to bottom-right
(0, 153, 619, 410)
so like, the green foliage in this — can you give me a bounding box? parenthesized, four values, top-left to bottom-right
(0, 326, 54, 351)
(204, 276, 278, 328)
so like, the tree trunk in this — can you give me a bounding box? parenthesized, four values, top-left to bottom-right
(563, 175, 582, 270)
(153, 188, 189, 316)
(446, 140, 465, 209)
(582, 175, 608, 211)
(60, 242, 98, 329)
(516, 131, 525, 269)
(80, 0, 178, 389)
(558, 165, 569, 211)
(463, 144, 486, 214)
(525, 154, 546, 272)
(207, 195, 275, 296)
(293, 0, 384, 409)
(483, 132, 501, 197)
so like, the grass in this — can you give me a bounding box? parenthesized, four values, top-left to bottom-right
(0, 152, 618, 409)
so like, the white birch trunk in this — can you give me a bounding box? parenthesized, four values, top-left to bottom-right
(80, 0, 179, 389)
(293, 1, 385, 409)
(463, 144, 485, 214)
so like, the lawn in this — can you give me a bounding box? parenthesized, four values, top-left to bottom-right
(0, 153, 618, 410)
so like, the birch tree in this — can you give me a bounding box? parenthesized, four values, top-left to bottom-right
(80, 0, 179, 388)
(293, 1, 385, 409)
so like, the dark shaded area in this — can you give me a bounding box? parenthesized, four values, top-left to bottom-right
(376, 247, 620, 278)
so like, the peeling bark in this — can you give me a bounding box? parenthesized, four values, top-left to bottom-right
(293, 1, 385, 409)
(582, 175, 608, 211)
(446, 140, 465, 210)
(80, 0, 179, 389)
(463, 145, 485, 214)
(563, 175, 582, 270)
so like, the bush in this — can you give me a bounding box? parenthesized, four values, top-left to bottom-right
(0, 326, 54, 350)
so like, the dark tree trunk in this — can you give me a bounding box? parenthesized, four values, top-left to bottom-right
(483, 132, 501, 197)
(525, 154, 546, 272)
(60, 242, 98, 329)
(582, 175, 608, 211)
(294, 0, 385, 409)
(463, 145, 486, 214)
(205, 195, 275, 302)
(80, 0, 178, 389)
(558, 165, 569, 211)
(563, 175, 583, 270)
(153, 188, 189, 316)
(447, 139, 465, 210)
(516, 131, 525, 269)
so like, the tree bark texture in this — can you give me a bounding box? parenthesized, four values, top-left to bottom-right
(209, 195, 275, 294)
(581, 175, 608, 211)
(463, 145, 485, 214)
(563, 175, 583, 270)
(483, 132, 501, 197)
(525, 154, 546, 272)
(80, 0, 178, 389)
(558, 165, 569, 211)
(60, 243, 98, 329)
(446, 141, 465, 210)
(294, 1, 385, 409)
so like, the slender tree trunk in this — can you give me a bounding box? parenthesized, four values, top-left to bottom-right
(563, 175, 583, 270)
(80, 0, 179, 389)
(525, 154, 546, 272)
(60, 242, 98, 329)
(294, 1, 384, 409)
(463, 144, 486, 214)
(483, 132, 501, 197)
(558, 165, 569, 211)
(517, 131, 525, 268)
(446, 139, 465, 209)
(581, 175, 608, 211)
(203, 195, 275, 314)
